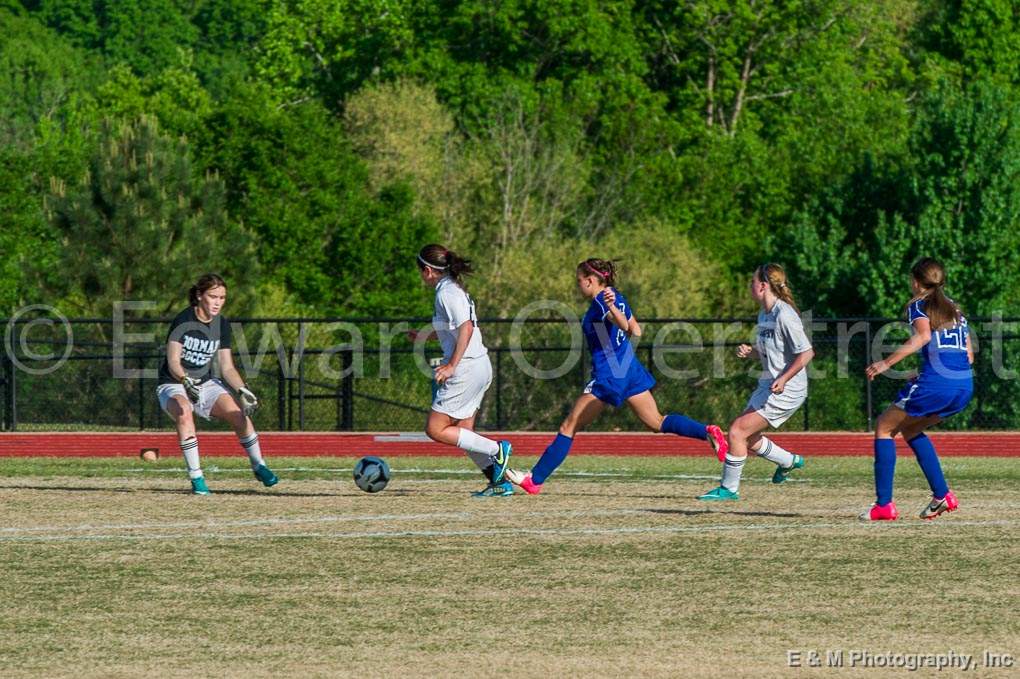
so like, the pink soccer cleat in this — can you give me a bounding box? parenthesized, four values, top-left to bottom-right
(920, 490, 958, 520)
(519, 475, 543, 495)
(706, 424, 729, 462)
(505, 467, 543, 495)
(859, 501, 899, 521)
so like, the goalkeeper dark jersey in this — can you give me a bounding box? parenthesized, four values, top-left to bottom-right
(157, 307, 233, 385)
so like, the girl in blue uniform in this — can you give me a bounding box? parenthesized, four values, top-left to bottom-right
(862, 258, 973, 520)
(506, 258, 728, 494)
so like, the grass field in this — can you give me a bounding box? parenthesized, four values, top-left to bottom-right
(1, 454, 1018, 678)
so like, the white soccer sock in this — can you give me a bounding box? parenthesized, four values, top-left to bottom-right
(721, 453, 746, 492)
(456, 428, 500, 470)
(754, 436, 796, 468)
(238, 432, 265, 470)
(180, 437, 203, 479)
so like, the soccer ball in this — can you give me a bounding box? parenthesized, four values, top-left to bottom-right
(353, 456, 391, 493)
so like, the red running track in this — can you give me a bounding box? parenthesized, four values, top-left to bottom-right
(0, 431, 1018, 457)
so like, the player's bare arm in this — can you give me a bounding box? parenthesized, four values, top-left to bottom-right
(627, 316, 642, 338)
(866, 317, 930, 380)
(771, 348, 815, 394)
(218, 347, 259, 415)
(216, 347, 246, 391)
(167, 340, 201, 403)
(166, 340, 187, 381)
(435, 321, 473, 384)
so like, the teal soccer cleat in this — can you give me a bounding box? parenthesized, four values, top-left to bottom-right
(771, 454, 804, 484)
(191, 477, 211, 495)
(491, 440, 512, 484)
(253, 464, 279, 487)
(697, 486, 739, 501)
(472, 481, 514, 497)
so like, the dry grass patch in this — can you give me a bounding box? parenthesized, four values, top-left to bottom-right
(0, 456, 1017, 677)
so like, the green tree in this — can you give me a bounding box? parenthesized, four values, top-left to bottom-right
(916, 0, 1020, 86)
(343, 78, 464, 220)
(0, 6, 99, 150)
(785, 80, 1020, 318)
(0, 7, 98, 311)
(27, 0, 198, 76)
(0, 151, 60, 312)
(639, 0, 915, 271)
(255, 0, 414, 107)
(190, 0, 270, 93)
(94, 59, 213, 139)
(403, 0, 677, 235)
(43, 115, 252, 317)
(200, 86, 435, 316)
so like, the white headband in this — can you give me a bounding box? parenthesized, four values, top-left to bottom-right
(417, 254, 447, 271)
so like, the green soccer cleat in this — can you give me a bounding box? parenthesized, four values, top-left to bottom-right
(253, 464, 279, 487)
(472, 481, 514, 497)
(771, 454, 804, 484)
(697, 486, 739, 501)
(190, 477, 211, 495)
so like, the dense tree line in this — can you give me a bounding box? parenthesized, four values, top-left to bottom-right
(2, 0, 1019, 321)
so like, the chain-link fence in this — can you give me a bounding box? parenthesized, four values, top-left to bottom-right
(2, 314, 1018, 432)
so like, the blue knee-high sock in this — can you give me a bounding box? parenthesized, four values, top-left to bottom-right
(907, 433, 949, 499)
(874, 438, 897, 506)
(531, 434, 574, 485)
(661, 414, 708, 440)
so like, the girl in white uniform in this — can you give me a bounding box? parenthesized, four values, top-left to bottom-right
(408, 245, 513, 496)
(698, 263, 815, 501)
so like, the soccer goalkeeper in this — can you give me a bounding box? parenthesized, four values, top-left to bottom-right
(155, 273, 278, 495)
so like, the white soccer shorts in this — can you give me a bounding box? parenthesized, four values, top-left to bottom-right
(432, 354, 493, 420)
(745, 382, 807, 428)
(157, 378, 231, 421)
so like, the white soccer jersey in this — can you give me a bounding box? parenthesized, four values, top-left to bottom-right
(433, 277, 487, 361)
(755, 299, 812, 394)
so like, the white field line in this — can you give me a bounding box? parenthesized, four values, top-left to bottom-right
(119, 467, 802, 483)
(0, 508, 646, 535)
(0, 519, 1014, 544)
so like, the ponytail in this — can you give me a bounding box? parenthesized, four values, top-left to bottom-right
(417, 244, 474, 287)
(577, 258, 617, 287)
(189, 273, 227, 307)
(908, 257, 961, 331)
(755, 263, 798, 313)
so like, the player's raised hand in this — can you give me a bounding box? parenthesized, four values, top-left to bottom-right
(601, 287, 616, 306)
(237, 385, 259, 416)
(736, 344, 754, 359)
(180, 375, 200, 403)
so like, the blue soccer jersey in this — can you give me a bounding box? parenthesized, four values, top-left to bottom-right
(908, 299, 972, 387)
(580, 289, 655, 406)
(582, 289, 634, 378)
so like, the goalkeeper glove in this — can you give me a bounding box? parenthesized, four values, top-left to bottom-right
(237, 385, 259, 416)
(180, 375, 200, 404)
